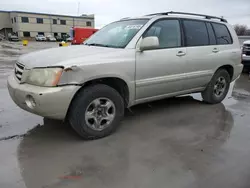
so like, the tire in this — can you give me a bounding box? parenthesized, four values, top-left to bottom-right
(69, 84, 124, 139)
(202, 69, 231, 104)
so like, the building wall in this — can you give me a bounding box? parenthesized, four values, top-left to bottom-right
(10, 12, 95, 38)
(10, 12, 19, 33)
(0, 12, 12, 37)
(0, 12, 11, 30)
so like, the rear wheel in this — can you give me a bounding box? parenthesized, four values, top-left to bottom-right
(202, 69, 231, 104)
(69, 84, 124, 139)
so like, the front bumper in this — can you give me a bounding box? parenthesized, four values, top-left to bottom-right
(242, 55, 250, 68)
(7, 74, 80, 120)
(242, 54, 250, 62)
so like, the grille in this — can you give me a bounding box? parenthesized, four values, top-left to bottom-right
(246, 51, 250, 56)
(15, 62, 25, 81)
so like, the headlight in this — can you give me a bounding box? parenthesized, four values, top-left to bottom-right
(25, 68, 63, 87)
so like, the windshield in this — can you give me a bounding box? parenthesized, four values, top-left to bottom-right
(84, 19, 148, 48)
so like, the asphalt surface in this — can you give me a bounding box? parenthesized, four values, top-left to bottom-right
(1, 41, 250, 188)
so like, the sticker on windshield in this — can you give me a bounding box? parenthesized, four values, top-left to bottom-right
(125, 25, 143, 30)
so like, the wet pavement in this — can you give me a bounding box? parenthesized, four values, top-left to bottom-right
(1, 41, 250, 188)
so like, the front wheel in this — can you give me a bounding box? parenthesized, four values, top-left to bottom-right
(202, 69, 231, 104)
(69, 84, 124, 139)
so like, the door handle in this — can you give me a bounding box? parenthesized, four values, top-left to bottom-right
(176, 51, 186, 57)
(212, 48, 219, 53)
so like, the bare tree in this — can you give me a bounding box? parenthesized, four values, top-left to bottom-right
(234, 24, 248, 36)
(246, 29, 250, 36)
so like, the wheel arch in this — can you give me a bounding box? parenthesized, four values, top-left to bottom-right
(215, 65, 234, 81)
(65, 76, 131, 120)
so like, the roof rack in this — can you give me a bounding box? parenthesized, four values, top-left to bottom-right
(146, 11, 228, 23)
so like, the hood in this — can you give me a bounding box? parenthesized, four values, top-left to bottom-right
(243, 40, 250, 45)
(18, 45, 123, 69)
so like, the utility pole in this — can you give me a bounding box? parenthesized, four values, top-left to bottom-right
(77, 2, 80, 16)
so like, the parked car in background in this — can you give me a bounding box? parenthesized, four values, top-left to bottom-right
(55, 35, 62, 42)
(66, 37, 72, 42)
(7, 12, 243, 139)
(46, 35, 56, 42)
(8, 33, 19, 42)
(70, 27, 98, 45)
(242, 40, 250, 72)
(0, 34, 6, 41)
(61, 34, 70, 42)
(35, 35, 46, 41)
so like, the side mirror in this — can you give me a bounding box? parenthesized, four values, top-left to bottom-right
(139, 36, 159, 51)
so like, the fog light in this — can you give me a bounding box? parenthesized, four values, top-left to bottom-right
(25, 95, 36, 109)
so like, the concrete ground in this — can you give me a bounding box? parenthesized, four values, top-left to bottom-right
(1, 41, 250, 188)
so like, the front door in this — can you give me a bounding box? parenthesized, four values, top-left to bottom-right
(135, 19, 187, 100)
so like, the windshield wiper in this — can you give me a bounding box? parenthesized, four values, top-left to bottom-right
(84, 43, 122, 48)
(85, 43, 107, 47)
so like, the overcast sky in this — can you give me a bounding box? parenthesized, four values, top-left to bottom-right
(0, 0, 249, 28)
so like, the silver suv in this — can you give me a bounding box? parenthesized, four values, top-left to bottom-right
(7, 12, 243, 139)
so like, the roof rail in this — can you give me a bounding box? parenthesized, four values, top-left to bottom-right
(120, 17, 130, 20)
(146, 11, 228, 23)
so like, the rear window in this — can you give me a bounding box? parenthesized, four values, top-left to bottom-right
(183, 20, 209, 46)
(212, 23, 233, 45)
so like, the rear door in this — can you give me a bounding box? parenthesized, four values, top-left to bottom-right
(180, 19, 218, 90)
(211, 23, 235, 67)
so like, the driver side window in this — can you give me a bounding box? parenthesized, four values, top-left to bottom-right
(144, 19, 181, 49)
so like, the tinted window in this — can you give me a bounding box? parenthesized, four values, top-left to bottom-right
(53, 19, 57, 24)
(212, 23, 232, 44)
(23, 32, 30, 37)
(144, 19, 181, 48)
(61, 33, 67, 37)
(38, 32, 44, 36)
(36, 18, 43, 24)
(183, 20, 209, 46)
(206, 23, 216, 45)
(86, 21, 92, 26)
(60, 20, 66, 25)
(21, 17, 29, 23)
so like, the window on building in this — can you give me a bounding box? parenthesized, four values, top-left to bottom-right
(212, 23, 233, 45)
(86, 21, 92, 26)
(60, 20, 66, 25)
(53, 19, 57, 24)
(21, 17, 29, 23)
(38, 32, 44, 36)
(183, 20, 209, 46)
(36, 18, 43, 24)
(143, 19, 181, 49)
(14, 17, 16, 22)
(11, 18, 13, 24)
(23, 32, 30, 37)
(54, 33, 58, 36)
(206, 22, 216, 45)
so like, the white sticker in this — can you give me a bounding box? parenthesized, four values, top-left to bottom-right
(125, 25, 143, 30)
